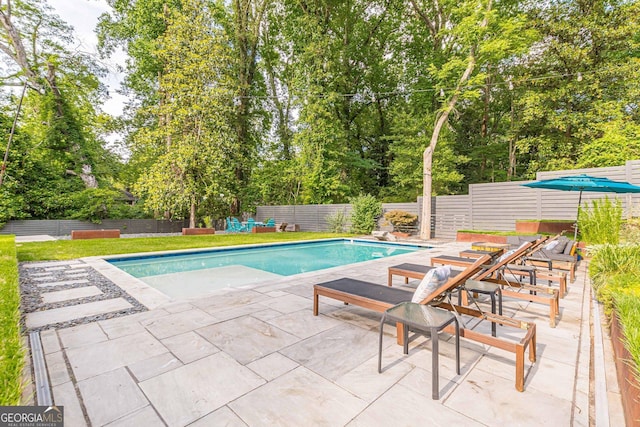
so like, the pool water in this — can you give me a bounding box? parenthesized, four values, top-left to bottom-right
(107, 239, 424, 298)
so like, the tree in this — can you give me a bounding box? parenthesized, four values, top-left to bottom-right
(510, 0, 640, 176)
(0, 0, 106, 187)
(133, 0, 238, 227)
(411, 0, 532, 238)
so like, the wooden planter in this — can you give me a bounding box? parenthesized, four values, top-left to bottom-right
(71, 229, 120, 240)
(252, 226, 276, 233)
(515, 220, 575, 234)
(611, 311, 640, 425)
(456, 232, 507, 244)
(182, 228, 215, 235)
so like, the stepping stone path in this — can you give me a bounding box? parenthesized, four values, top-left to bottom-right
(20, 260, 147, 331)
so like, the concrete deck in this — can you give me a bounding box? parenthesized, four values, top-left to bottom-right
(26, 240, 624, 426)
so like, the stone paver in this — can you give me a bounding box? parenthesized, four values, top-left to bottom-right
(230, 366, 368, 426)
(78, 368, 149, 426)
(161, 331, 219, 364)
(104, 406, 166, 427)
(26, 298, 133, 329)
(66, 331, 166, 381)
(52, 380, 87, 427)
(139, 352, 265, 426)
(197, 316, 299, 365)
(24, 240, 620, 426)
(36, 279, 91, 288)
(41, 286, 103, 304)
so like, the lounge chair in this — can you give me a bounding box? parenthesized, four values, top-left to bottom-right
(391, 239, 561, 327)
(246, 218, 256, 232)
(265, 218, 275, 227)
(313, 255, 537, 392)
(524, 236, 578, 282)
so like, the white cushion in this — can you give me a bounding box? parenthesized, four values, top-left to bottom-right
(498, 242, 528, 262)
(412, 265, 451, 303)
(498, 249, 516, 262)
(544, 240, 559, 251)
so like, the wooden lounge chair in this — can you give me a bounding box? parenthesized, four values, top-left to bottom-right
(392, 239, 561, 327)
(313, 255, 537, 392)
(524, 236, 578, 282)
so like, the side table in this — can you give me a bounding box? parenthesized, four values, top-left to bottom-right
(378, 302, 460, 400)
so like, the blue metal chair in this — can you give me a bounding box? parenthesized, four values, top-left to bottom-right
(246, 218, 256, 232)
(225, 217, 235, 233)
(232, 217, 248, 232)
(265, 218, 275, 227)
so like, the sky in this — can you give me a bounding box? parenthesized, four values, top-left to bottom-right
(48, 0, 127, 118)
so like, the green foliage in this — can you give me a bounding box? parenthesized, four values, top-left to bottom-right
(326, 210, 348, 233)
(588, 243, 640, 378)
(0, 236, 25, 405)
(67, 189, 147, 222)
(613, 291, 640, 379)
(133, 0, 238, 225)
(588, 244, 640, 308)
(622, 218, 640, 244)
(349, 194, 382, 234)
(578, 197, 623, 245)
(383, 210, 418, 231)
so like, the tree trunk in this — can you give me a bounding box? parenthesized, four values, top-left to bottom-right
(420, 1, 492, 240)
(189, 200, 196, 228)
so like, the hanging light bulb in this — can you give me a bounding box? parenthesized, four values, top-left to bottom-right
(440, 88, 445, 97)
(577, 72, 583, 82)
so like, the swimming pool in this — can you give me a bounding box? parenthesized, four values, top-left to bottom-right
(107, 239, 425, 298)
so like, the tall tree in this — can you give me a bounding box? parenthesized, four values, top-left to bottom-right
(409, 0, 532, 238)
(133, 0, 237, 227)
(0, 0, 106, 188)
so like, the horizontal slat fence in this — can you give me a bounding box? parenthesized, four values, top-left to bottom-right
(4, 160, 640, 238)
(0, 219, 189, 236)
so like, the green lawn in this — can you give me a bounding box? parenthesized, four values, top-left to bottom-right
(16, 232, 352, 261)
(0, 236, 24, 405)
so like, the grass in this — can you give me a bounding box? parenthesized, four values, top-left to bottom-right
(16, 232, 353, 262)
(0, 235, 25, 405)
(589, 243, 640, 381)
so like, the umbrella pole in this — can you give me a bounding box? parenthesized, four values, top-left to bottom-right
(574, 190, 583, 241)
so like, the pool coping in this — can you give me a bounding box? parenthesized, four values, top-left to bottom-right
(84, 238, 439, 310)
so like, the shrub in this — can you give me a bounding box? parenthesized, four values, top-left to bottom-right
(622, 217, 640, 243)
(349, 194, 382, 234)
(589, 243, 640, 382)
(615, 291, 640, 375)
(0, 236, 25, 405)
(326, 210, 348, 233)
(578, 197, 623, 244)
(383, 210, 418, 232)
(589, 244, 640, 302)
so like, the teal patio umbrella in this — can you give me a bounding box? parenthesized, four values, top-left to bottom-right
(522, 174, 640, 240)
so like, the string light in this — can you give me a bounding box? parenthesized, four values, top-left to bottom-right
(234, 65, 628, 101)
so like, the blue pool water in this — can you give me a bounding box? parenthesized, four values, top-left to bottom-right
(109, 239, 422, 278)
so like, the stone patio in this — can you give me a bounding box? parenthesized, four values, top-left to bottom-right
(24, 240, 624, 426)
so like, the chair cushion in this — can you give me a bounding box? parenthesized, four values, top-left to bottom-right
(551, 238, 568, 254)
(563, 240, 576, 255)
(544, 240, 559, 251)
(412, 265, 451, 303)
